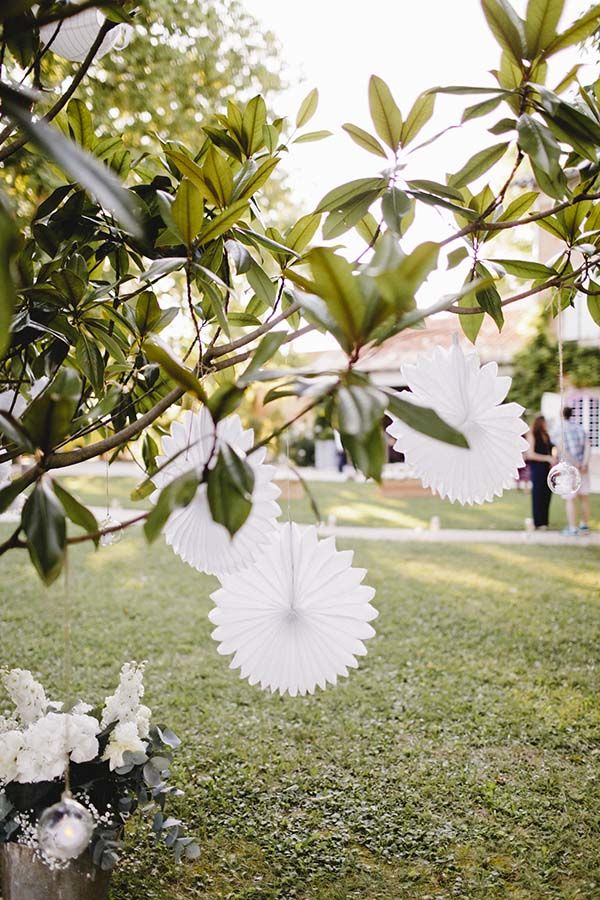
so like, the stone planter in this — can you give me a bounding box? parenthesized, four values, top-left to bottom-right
(0, 844, 110, 900)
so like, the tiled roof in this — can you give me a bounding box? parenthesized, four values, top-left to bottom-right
(309, 307, 534, 377)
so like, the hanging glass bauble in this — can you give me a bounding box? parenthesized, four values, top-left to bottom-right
(209, 523, 378, 697)
(547, 460, 581, 498)
(386, 343, 528, 505)
(99, 514, 123, 547)
(39, 9, 132, 63)
(37, 795, 94, 861)
(153, 409, 281, 577)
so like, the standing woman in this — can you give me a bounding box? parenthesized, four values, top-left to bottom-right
(526, 415, 555, 529)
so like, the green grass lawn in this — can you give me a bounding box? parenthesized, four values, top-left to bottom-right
(1, 524, 598, 899)
(59, 474, 600, 532)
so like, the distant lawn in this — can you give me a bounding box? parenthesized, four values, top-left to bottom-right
(0, 525, 598, 899)
(58, 474, 600, 532)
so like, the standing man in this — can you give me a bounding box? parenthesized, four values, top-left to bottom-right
(561, 406, 591, 536)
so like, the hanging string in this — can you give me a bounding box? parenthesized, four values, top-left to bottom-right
(62, 550, 73, 797)
(556, 297, 566, 459)
(285, 429, 296, 612)
(104, 460, 110, 517)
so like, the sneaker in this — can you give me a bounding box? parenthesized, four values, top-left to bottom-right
(561, 527, 579, 537)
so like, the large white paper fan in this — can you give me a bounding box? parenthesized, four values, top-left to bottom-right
(387, 343, 528, 505)
(152, 409, 280, 576)
(209, 523, 378, 697)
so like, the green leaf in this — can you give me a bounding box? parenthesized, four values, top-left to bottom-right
(164, 150, 213, 201)
(497, 190, 538, 221)
(475, 263, 504, 330)
(202, 146, 233, 208)
(0, 205, 18, 357)
(517, 114, 565, 199)
(381, 188, 411, 234)
(387, 393, 469, 448)
(587, 291, 600, 326)
(490, 258, 557, 278)
(75, 333, 104, 394)
(0, 409, 34, 452)
(144, 470, 200, 543)
(196, 200, 248, 244)
(144, 340, 207, 402)
(481, 0, 526, 62)
(296, 88, 319, 128)
(342, 123, 387, 158)
(293, 130, 333, 143)
(52, 480, 99, 544)
(207, 382, 245, 422)
(239, 332, 288, 385)
(447, 247, 470, 269)
(461, 96, 504, 122)
(459, 295, 484, 342)
(307, 248, 364, 346)
(172, 178, 204, 246)
(247, 261, 277, 307)
(341, 424, 386, 481)
(242, 95, 267, 156)
(135, 291, 163, 335)
(286, 213, 321, 252)
(316, 177, 388, 213)
(207, 445, 255, 536)
(336, 383, 387, 437)
(22, 480, 66, 585)
(233, 156, 280, 202)
(0, 84, 141, 237)
(542, 3, 600, 56)
(22, 368, 81, 452)
(449, 142, 509, 188)
(368, 75, 403, 151)
(525, 0, 564, 57)
(402, 92, 435, 146)
(67, 99, 94, 150)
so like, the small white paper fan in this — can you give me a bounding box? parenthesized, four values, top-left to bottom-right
(39, 9, 132, 63)
(209, 522, 378, 697)
(152, 409, 281, 577)
(386, 343, 528, 505)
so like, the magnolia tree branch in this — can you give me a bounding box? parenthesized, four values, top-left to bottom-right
(440, 191, 600, 248)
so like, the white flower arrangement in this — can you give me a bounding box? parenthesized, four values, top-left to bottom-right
(0, 664, 198, 870)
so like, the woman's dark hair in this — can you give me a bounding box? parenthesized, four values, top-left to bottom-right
(532, 415, 550, 444)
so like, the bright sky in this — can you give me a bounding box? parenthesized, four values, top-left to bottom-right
(242, 0, 594, 349)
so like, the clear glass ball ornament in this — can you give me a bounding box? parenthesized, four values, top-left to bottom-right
(99, 514, 123, 547)
(547, 461, 581, 498)
(37, 796, 94, 861)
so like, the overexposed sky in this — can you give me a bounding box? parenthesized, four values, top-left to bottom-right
(242, 0, 594, 349)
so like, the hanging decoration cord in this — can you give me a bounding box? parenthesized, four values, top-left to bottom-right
(556, 299, 566, 459)
(62, 550, 73, 796)
(285, 430, 296, 612)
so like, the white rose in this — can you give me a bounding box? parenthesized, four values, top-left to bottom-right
(0, 730, 24, 783)
(103, 721, 147, 771)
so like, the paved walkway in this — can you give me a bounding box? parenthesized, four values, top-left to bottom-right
(2, 504, 597, 547)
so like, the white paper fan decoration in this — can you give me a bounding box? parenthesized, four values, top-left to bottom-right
(209, 522, 378, 697)
(386, 343, 528, 505)
(152, 408, 281, 577)
(39, 9, 132, 63)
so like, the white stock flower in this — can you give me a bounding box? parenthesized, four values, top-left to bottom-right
(101, 662, 146, 729)
(0, 730, 24, 784)
(3, 669, 51, 725)
(136, 705, 151, 740)
(103, 721, 147, 771)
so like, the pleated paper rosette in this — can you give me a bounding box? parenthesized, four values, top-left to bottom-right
(39, 9, 132, 63)
(209, 522, 378, 697)
(387, 343, 528, 505)
(152, 409, 281, 577)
